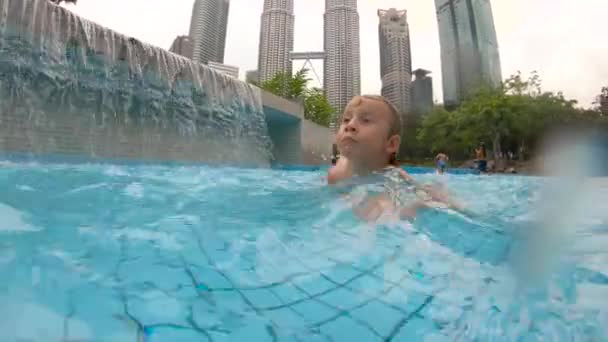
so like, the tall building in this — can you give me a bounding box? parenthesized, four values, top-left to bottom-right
(189, 0, 230, 65)
(411, 69, 434, 115)
(378, 8, 412, 117)
(435, 0, 502, 108)
(208, 62, 239, 79)
(246, 70, 260, 84)
(169, 35, 193, 58)
(258, 0, 295, 83)
(325, 0, 361, 123)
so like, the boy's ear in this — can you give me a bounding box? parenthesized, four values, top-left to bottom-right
(387, 134, 401, 154)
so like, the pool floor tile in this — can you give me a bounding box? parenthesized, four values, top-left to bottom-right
(291, 299, 340, 325)
(242, 288, 285, 309)
(349, 300, 407, 337)
(316, 286, 361, 310)
(146, 326, 210, 342)
(319, 315, 380, 342)
(322, 263, 362, 284)
(269, 283, 308, 304)
(391, 317, 437, 341)
(294, 274, 338, 296)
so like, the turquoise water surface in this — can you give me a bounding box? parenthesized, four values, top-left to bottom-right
(0, 161, 606, 341)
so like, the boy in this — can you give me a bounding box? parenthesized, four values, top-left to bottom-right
(328, 95, 462, 222)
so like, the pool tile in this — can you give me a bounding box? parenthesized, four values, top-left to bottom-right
(118, 258, 192, 293)
(381, 286, 433, 315)
(322, 263, 362, 283)
(241, 288, 284, 309)
(291, 299, 340, 324)
(146, 326, 209, 342)
(128, 289, 189, 327)
(209, 290, 251, 314)
(349, 300, 407, 337)
(191, 298, 223, 329)
(317, 286, 361, 310)
(209, 319, 274, 342)
(320, 316, 379, 342)
(270, 283, 308, 304)
(186, 264, 233, 290)
(391, 317, 437, 341)
(262, 308, 306, 330)
(346, 275, 385, 298)
(294, 274, 337, 296)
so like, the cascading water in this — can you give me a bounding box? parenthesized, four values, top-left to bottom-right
(0, 0, 273, 166)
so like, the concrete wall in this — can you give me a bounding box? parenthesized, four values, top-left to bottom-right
(301, 120, 334, 165)
(261, 91, 333, 166)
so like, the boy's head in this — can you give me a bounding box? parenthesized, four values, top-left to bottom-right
(336, 95, 402, 166)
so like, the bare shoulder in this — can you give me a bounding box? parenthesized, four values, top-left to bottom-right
(397, 168, 414, 182)
(327, 159, 352, 185)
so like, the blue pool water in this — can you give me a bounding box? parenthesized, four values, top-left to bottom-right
(0, 161, 607, 341)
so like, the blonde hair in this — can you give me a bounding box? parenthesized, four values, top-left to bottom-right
(343, 95, 403, 165)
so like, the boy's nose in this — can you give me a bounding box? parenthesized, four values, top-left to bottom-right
(345, 121, 358, 132)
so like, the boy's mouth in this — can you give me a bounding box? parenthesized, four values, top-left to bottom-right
(341, 136, 357, 143)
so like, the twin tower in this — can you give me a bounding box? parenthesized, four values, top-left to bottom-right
(187, 0, 502, 123)
(258, 0, 360, 124)
(186, 0, 362, 123)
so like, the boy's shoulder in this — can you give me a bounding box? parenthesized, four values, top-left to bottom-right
(327, 159, 355, 185)
(327, 165, 347, 184)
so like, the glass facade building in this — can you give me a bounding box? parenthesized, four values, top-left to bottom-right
(189, 0, 230, 65)
(435, 0, 502, 107)
(411, 69, 434, 116)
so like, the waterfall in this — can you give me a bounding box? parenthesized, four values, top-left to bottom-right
(0, 0, 273, 166)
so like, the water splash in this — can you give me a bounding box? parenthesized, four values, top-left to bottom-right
(0, 0, 272, 165)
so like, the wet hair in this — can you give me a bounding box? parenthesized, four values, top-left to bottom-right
(343, 95, 402, 165)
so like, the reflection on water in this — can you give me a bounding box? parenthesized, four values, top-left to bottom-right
(0, 162, 606, 341)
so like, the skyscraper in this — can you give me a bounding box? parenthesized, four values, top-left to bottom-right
(246, 70, 260, 84)
(324, 0, 361, 123)
(378, 8, 412, 117)
(435, 0, 502, 108)
(411, 69, 434, 115)
(208, 62, 240, 79)
(189, 0, 230, 65)
(258, 0, 295, 83)
(169, 35, 193, 58)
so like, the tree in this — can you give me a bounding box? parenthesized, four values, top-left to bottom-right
(416, 72, 593, 164)
(594, 86, 608, 115)
(260, 69, 335, 127)
(417, 106, 462, 156)
(303, 88, 334, 127)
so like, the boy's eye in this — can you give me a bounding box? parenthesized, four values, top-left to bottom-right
(342, 117, 351, 123)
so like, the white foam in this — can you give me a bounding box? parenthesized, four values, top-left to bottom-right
(0, 204, 40, 233)
(124, 183, 144, 199)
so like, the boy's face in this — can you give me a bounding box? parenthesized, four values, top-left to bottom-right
(336, 97, 400, 164)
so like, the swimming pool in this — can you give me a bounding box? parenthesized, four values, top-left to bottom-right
(1, 161, 606, 341)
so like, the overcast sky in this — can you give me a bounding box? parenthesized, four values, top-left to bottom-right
(62, 0, 607, 107)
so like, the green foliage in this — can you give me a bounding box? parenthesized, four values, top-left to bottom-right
(260, 69, 335, 127)
(304, 88, 334, 127)
(416, 72, 603, 162)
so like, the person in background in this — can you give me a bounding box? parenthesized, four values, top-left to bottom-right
(331, 143, 339, 166)
(475, 142, 488, 173)
(435, 153, 449, 175)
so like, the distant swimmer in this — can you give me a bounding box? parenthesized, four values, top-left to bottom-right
(435, 153, 449, 175)
(475, 142, 488, 173)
